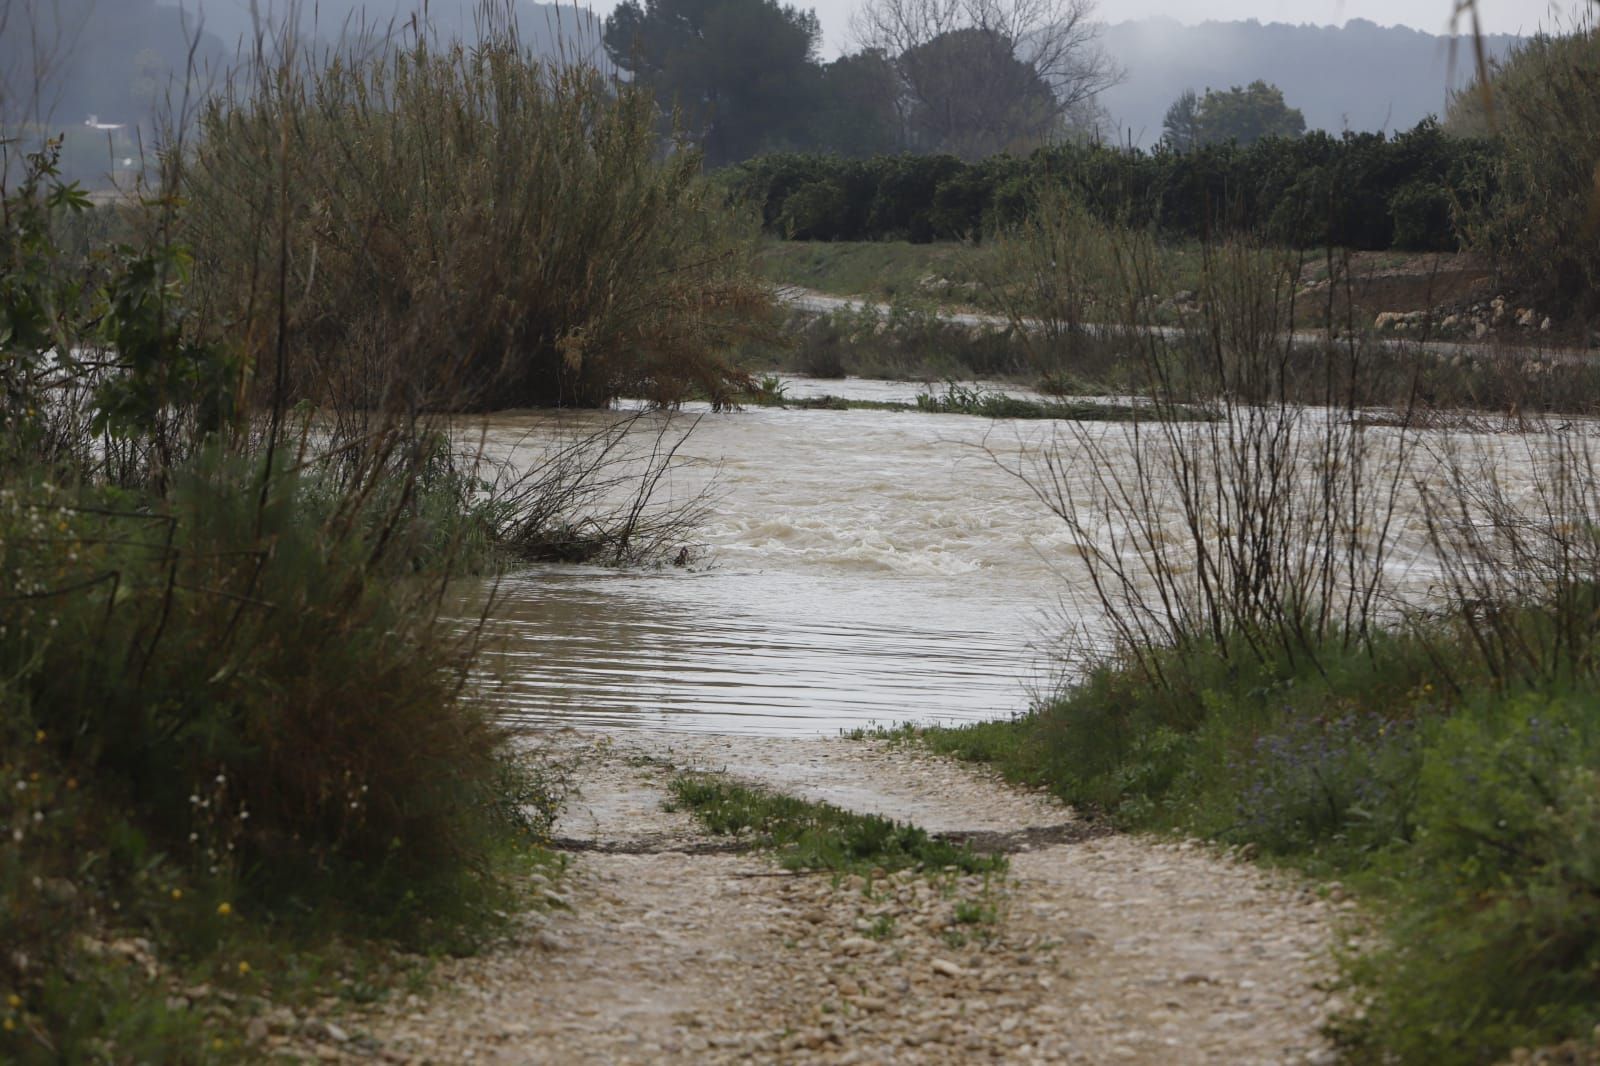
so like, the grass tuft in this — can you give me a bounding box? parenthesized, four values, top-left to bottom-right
(668, 774, 1004, 877)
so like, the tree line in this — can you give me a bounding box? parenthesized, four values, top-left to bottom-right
(722, 118, 1498, 251)
(602, 0, 1119, 166)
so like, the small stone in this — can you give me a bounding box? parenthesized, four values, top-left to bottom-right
(931, 958, 965, 978)
(535, 929, 567, 952)
(838, 936, 875, 955)
(246, 1017, 270, 1044)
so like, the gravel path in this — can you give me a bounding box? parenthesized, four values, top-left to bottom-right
(320, 731, 1346, 1064)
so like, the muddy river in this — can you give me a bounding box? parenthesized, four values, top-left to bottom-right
(468, 377, 1102, 735)
(468, 376, 1571, 735)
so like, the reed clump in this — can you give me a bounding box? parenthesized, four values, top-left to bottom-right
(181, 25, 772, 412)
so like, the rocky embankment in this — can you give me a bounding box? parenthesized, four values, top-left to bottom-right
(277, 733, 1349, 1064)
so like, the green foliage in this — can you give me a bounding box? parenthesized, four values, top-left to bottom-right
(669, 774, 1005, 876)
(603, 0, 824, 166)
(1161, 89, 1202, 152)
(900, 28, 1059, 160)
(813, 51, 903, 158)
(1190, 81, 1307, 147)
(183, 34, 771, 411)
(1348, 691, 1600, 1063)
(1457, 27, 1600, 310)
(923, 591, 1600, 1059)
(726, 121, 1497, 251)
(0, 456, 549, 923)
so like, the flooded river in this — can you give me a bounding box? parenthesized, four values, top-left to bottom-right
(474, 377, 1088, 735)
(470, 376, 1582, 736)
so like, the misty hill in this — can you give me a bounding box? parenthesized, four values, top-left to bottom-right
(1098, 17, 1523, 146)
(0, 0, 601, 134)
(180, 0, 603, 65)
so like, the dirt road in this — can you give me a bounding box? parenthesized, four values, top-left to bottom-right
(344, 731, 1345, 1064)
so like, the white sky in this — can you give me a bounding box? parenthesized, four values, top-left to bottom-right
(755, 0, 1594, 56)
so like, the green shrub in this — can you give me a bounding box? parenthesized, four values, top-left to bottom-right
(1388, 180, 1455, 252)
(1460, 26, 1600, 311)
(0, 454, 548, 926)
(182, 34, 772, 410)
(723, 121, 1498, 253)
(1349, 691, 1600, 1062)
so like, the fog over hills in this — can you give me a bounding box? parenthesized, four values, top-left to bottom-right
(2, 3, 1522, 152)
(0, 1, 600, 132)
(1098, 17, 1523, 145)
(178, 0, 602, 62)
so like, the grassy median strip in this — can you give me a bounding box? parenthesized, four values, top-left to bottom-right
(667, 774, 1005, 877)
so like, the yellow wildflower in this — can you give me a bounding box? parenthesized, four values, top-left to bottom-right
(170, 888, 183, 901)
(216, 902, 232, 917)
(5, 994, 18, 1008)
(237, 961, 251, 977)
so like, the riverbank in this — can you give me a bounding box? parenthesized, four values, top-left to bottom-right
(913, 620, 1600, 1063)
(338, 730, 1341, 1064)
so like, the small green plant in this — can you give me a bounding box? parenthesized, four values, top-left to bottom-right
(743, 375, 790, 405)
(668, 774, 1005, 876)
(952, 898, 996, 926)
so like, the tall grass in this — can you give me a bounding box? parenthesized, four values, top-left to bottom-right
(178, 17, 772, 413)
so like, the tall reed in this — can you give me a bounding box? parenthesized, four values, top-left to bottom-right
(178, 16, 772, 415)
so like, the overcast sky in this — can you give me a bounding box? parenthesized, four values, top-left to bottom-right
(782, 0, 1593, 55)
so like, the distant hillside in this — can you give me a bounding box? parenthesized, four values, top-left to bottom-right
(179, 0, 604, 65)
(0, 1, 602, 133)
(1098, 17, 1523, 146)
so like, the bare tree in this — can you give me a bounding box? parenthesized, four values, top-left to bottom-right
(851, 0, 1120, 154)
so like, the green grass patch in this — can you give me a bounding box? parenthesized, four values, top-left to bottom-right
(758, 239, 996, 309)
(667, 774, 1004, 877)
(757, 238, 1213, 316)
(916, 621, 1600, 1061)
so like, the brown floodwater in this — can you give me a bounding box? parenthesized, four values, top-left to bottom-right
(466, 376, 1581, 736)
(469, 378, 1094, 735)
